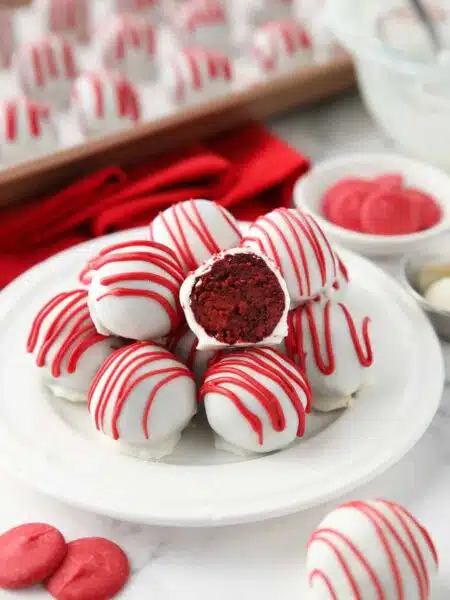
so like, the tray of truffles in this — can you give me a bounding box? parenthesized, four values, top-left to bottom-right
(0, 0, 355, 205)
(0, 201, 442, 525)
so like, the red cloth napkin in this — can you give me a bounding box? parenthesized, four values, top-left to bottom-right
(0, 123, 309, 287)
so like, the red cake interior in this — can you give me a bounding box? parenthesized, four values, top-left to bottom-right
(190, 252, 286, 345)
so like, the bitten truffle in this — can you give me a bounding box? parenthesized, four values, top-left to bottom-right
(180, 247, 290, 350)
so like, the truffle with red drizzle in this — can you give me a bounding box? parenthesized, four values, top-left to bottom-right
(99, 15, 158, 82)
(87, 240, 185, 341)
(40, 0, 90, 44)
(149, 199, 242, 273)
(0, 98, 57, 166)
(251, 19, 312, 76)
(283, 296, 373, 412)
(306, 499, 438, 600)
(16, 35, 78, 109)
(241, 208, 339, 306)
(200, 347, 311, 454)
(71, 70, 141, 138)
(88, 342, 196, 459)
(162, 47, 233, 106)
(27, 289, 121, 402)
(180, 247, 290, 350)
(171, 0, 230, 55)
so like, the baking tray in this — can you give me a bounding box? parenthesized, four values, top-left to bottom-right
(0, 55, 354, 207)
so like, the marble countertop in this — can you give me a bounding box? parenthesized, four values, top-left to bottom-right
(2, 92, 449, 600)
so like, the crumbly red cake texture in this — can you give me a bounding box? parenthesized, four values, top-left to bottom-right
(0, 523, 67, 590)
(190, 252, 285, 345)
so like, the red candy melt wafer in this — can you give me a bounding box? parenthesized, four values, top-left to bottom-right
(326, 188, 365, 232)
(45, 537, 129, 600)
(360, 189, 420, 235)
(321, 172, 442, 235)
(321, 178, 373, 221)
(406, 188, 442, 230)
(0, 523, 67, 589)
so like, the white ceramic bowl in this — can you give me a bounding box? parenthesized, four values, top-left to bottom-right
(327, 0, 450, 170)
(293, 152, 450, 257)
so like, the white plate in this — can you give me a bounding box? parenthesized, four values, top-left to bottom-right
(0, 228, 444, 526)
(293, 153, 450, 257)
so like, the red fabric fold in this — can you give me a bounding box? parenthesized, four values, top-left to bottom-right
(0, 122, 310, 287)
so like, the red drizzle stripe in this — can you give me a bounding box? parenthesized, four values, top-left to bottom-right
(308, 528, 385, 598)
(31, 45, 44, 87)
(200, 348, 310, 445)
(5, 101, 15, 141)
(91, 74, 104, 118)
(186, 51, 202, 90)
(309, 569, 338, 599)
(62, 40, 76, 79)
(44, 40, 58, 79)
(27, 289, 107, 378)
(341, 501, 431, 600)
(91, 242, 184, 330)
(285, 300, 373, 374)
(242, 208, 336, 299)
(150, 200, 241, 271)
(88, 343, 193, 439)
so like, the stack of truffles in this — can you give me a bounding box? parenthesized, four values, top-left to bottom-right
(27, 199, 374, 459)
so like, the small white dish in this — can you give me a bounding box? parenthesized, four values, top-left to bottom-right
(0, 226, 443, 526)
(293, 152, 450, 257)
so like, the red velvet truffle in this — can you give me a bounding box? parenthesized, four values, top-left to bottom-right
(180, 248, 290, 350)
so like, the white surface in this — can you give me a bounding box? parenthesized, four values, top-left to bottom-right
(293, 152, 450, 257)
(327, 0, 450, 170)
(0, 227, 442, 527)
(2, 95, 450, 598)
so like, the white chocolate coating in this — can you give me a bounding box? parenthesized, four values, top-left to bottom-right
(424, 277, 450, 313)
(149, 199, 242, 272)
(330, 253, 350, 301)
(161, 47, 232, 106)
(0, 98, 57, 165)
(168, 324, 216, 384)
(88, 342, 197, 458)
(241, 208, 338, 306)
(180, 247, 290, 351)
(251, 19, 313, 76)
(16, 35, 78, 109)
(71, 70, 140, 138)
(306, 499, 438, 600)
(27, 289, 121, 402)
(87, 240, 185, 341)
(172, 0, 230, 55)
(283, 296, 374, 411)
(99, 15, 158, 82)
(201, 347, 311, 454)
(38, 0, 90, 44)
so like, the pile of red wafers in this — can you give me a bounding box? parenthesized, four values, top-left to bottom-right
(321, 173, 442, 236)
(0, 523, 129, 599)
